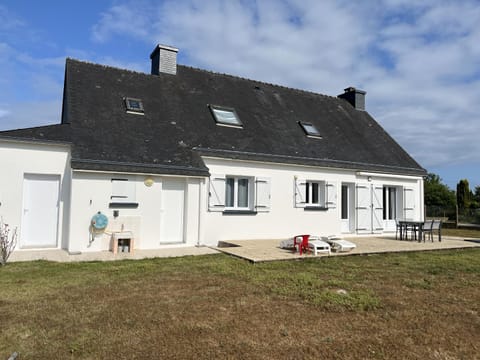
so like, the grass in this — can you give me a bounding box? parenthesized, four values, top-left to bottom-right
(442, 227, 480, 238)
(1, 249, 479, 359)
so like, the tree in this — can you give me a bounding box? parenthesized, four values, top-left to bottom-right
(424, 173, 455, 208)
(456, 179, 472, 209)
(471, 186, 480, 208)
(474, 186, 480, 200)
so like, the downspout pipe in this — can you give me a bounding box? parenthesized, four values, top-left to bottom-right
(197, 178, 206, 246)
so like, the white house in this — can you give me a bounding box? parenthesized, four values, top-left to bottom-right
(0, 45, 426, 256)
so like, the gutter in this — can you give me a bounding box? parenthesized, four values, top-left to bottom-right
(197, 178, 206, 247)
(195, 147, 427, 177)
(71, 158, 210, 177)
(0, 136, 72, 148)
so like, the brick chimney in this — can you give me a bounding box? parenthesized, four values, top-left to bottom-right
(338, 87, 366, 111)
(150, 44, 178, 75)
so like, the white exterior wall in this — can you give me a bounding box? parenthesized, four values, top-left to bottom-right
(201, 157, 424, 246)
(0, 138, 425, 253)
(0, 140, 71, 250)
(67, 171, 201, 252)
(360, 173, 424, 232)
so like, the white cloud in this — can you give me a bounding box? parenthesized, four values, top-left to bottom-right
(363, 1, 480, 169)
(0, 100, 61, 131)
(1, 0, 479, 184)
(83, 0, 480, 173)
(96, 56, 148, 73)
(0, 5, 65, 124)
(0, 108, 10, 118)
(0, 46, 65, 106)
(91, 3, 153, 43)
(16, 53, 65, 68)
(0, 5, 25, 32)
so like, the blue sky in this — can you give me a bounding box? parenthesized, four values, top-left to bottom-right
(1, 0, 479, 190)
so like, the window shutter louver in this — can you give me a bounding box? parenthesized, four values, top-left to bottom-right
(111, 179, 136, 202)
(208, 175, 226, 211)
(326, 182, 337, 209)
(356, 184, 371, 233)
(403, 187, 415, 220)
(295, 178, 307, 208)
(372, 185, 384, 232)
(255, 177, 271, 212)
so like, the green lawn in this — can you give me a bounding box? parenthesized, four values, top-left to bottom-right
(442, 227, 480, 238)
(1, 249, 479, 359)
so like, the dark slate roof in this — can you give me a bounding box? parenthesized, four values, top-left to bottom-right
(0, 58, 426, 177)
(0, 124, 72, 144)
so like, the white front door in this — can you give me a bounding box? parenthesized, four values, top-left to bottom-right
(160, 179, 185, 244)
(21, 174, 60, 248)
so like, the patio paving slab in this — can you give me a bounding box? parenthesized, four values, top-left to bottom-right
(8, 236, 480, 263)
(9, 245, 219, 263)
(215, 236, 480, 263)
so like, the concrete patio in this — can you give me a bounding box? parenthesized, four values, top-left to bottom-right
(7, 235, 480, 263)
(215, 235, 480, 263)
(9, 245, 219, 263)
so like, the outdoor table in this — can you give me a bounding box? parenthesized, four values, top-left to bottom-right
(398, 220, 424, 242)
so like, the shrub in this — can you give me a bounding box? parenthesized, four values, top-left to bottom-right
(0, 217, 17, 266)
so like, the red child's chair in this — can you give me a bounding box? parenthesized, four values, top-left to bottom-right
(293, 235, 310, 255)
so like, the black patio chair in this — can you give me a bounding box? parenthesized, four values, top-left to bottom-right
(396, 220, 414, 240)
(423, 219, 442, 242)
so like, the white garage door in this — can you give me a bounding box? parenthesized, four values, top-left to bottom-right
(21, 174, 60, 248)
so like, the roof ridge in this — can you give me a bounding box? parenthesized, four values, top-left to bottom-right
(66, 57, 153, 78)
(0, 123, 68, 134)
(177, 63, 335, 99)
(66, 58, 337, 100)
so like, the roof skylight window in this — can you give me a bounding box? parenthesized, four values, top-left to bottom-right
(209, 105, 242, 128)
(125, 97, 144, 114)
(299, 121, 322, 138)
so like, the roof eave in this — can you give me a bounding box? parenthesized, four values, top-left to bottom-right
(0, 135, 72, 148)
(71, 158, 210, 177)
(195, 147, 427, 177)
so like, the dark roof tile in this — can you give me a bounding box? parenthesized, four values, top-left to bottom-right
(0, 58, 426, 177)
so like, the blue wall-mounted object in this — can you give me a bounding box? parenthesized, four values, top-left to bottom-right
(91, 212, 108, 230)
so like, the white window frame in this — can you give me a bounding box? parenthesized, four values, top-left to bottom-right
(124, 97, 144, 115)
(383, 186, 397, 220)
(208, 175, 270, 213)
(295, 178, 336, 209)
(299, 121, 322, 138)
(209, 105, 243, 128)
(225, 176, 253, 210)
(305, 180, 326, 207)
